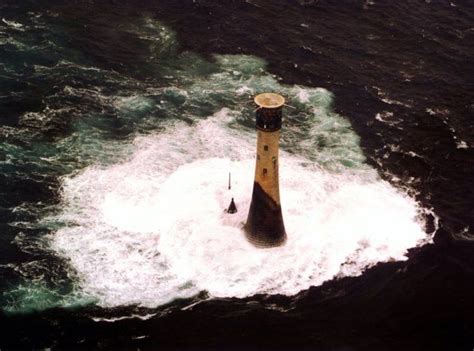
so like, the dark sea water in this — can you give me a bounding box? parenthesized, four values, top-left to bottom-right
(1, 1, 473, 350)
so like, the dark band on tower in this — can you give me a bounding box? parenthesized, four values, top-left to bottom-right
(244, 93, 287, 247)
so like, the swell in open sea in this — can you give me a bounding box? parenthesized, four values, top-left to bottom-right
(1, 1, 473, 350)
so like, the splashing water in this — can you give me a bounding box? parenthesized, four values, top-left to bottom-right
(50, 107, 430, 308)
(3, 17, 432, 310)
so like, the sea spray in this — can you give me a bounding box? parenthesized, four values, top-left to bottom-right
(50, 108, 430, 308)
(2, 17, 433, 311)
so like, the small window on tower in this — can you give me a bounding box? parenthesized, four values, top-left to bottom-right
(264, 145, 268, 151)
(263, 168, 267, 175)
(257, 154, 260, 160)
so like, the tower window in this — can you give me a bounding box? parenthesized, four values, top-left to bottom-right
(263, 145, 268, 151)
(263, 168, 267, 175)
(257, 154, 260, 160)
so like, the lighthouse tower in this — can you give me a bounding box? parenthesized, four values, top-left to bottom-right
(244, 93, 287, 247)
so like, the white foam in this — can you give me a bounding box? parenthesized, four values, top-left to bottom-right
(296, 86, 310, 103)
(92, 313, 157, 322)
(236, 85, 253, 96)
(373, 86, 412, 108)
(51, 109, 431, 308)
(2, 18, 24, 30)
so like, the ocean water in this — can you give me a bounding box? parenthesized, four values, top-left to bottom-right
(1, 1, 473, 350)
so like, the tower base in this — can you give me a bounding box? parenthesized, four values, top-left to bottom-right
(244, 182, 286, 248)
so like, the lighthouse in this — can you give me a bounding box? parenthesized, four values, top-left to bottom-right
(244, 93, 287, 247)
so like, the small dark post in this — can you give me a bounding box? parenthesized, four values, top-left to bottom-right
(227, 198, 237, 214)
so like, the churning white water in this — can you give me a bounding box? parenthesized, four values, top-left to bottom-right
(51, 106, 431, 308)
(39, 20, 432, 308)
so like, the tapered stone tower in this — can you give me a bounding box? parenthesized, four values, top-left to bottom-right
(244, 93, 287, 247)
